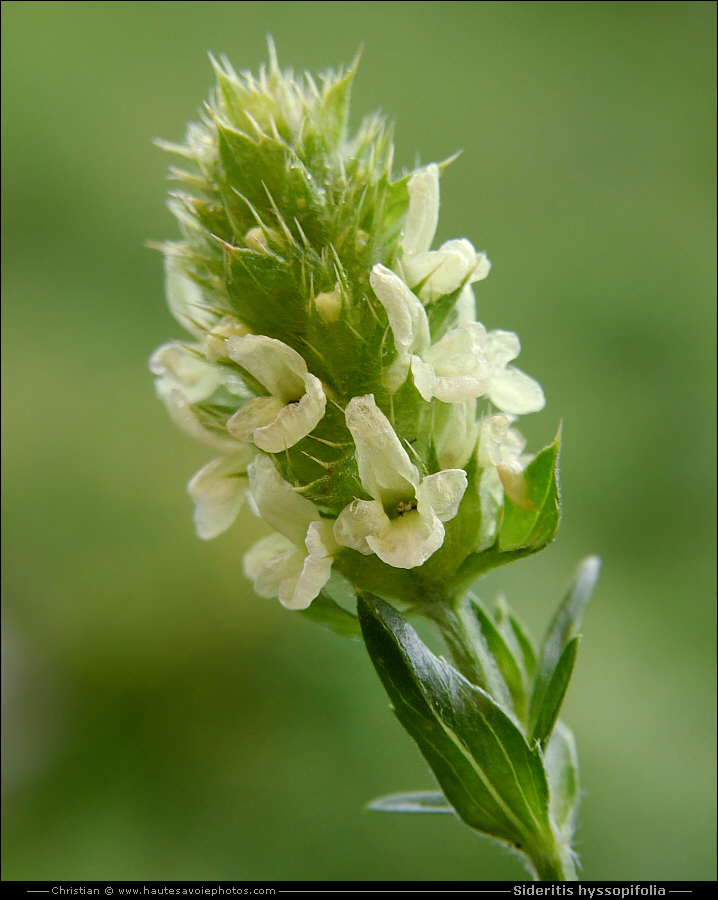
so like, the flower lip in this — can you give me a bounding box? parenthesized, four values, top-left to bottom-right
(334, 395, 468, 569)
(226, 334, 327, 452)
(244, 455, 337, 609)
(188, 445, 256, 540)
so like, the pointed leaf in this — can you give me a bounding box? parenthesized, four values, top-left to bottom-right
(544, 722, 580, 837)
(358, 593, 553, 855)
(367, 791, 453, 814)
(495, 599, 538, 681)
(499, 430, 561, 552)
(300, 589, 360, 637)
(318, 66, 355, 144)
(540, 556, 600, 672)
(529, 556, 599, 745)
(530, 636, 579, 746)
(506, 611, 539, 680)
(468, 593, 528, 721)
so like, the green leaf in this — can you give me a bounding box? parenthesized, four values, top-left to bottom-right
(530, 636, 579, 746)
(499, 429, 561, 553)
(529, 557, 600, 743)
(427, 600, 512, 707)
(367, 791, 453, 814)
(316, 64, 355, 145)
(495, 597, 539, 682)
(505, 611, 539, 681)
(468, 593, 528, 722)
(544, 722, 580, 837)
(541, 556, 600, 666)
(301, 583, 360, 638)
(358, 593, 554, 855)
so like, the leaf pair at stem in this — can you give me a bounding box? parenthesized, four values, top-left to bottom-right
(359, 557, 600, 882)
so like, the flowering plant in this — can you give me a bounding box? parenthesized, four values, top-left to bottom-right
(151, 45, 599, 881)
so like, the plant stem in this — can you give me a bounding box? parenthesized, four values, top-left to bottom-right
(528, 842, 578, 882)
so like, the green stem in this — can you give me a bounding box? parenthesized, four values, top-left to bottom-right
(424, 598, 496, 692)
(424, 595, 511, 704)
(528, 841, 578, 882)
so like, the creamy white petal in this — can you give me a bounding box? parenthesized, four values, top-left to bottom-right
(244, 533, 297, 597)
(402, 163, 440, 257)
(487, 366, 546, 415)
(226, 396, 285, 442)
(334, 498, 387, 555)
(285, 521, 338, 610)
(160, 389, 238, 451)
(433, 400, 480, 470)
(370, 265, 417, 351)
(454, 284, 476, 326)
(187, 448, 255, 539)
(416, 469, 468, 522)
(405, 240, 491, 303)
(478, 415, 511, 469)
(411, 323, 493, 403)
(255, 544, 307, 600)
(226, 334, 307, 403)
(225, 335, 326, 450)
(284, 554, 333, 609)
(497, 426, 529, 473)
(165, 257, 217, 339)
(205, 316, 251, 362)
(411, 356, 489, 404)
(404, 240, 473, 298)
(250, 373, 326, 453)
(248, 455, 319, 546)
(150, 342, 225, 405)
(477, 415, 533, 514)
(409, 355, 439, 402)
(370, 265, 431, 391)
(244, 517, 335, 611)
(305, 519, 339, 559)
(345, 395, 420, 503)
(366, 508, 445, 569)
(470, 252, 492, 283)
(482, 330, 521, 367)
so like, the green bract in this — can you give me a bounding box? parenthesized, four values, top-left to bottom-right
(151, 47, 597, 881)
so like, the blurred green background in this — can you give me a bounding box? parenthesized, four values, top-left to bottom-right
(2, 0, 715, 882)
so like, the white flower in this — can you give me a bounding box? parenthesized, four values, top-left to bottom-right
(478, 330, 546, 416)
(243, 455, 336, 610)
(187, 446, 257, 540)
(370, 264, 430, 392)
(401, 164, 440, 259)
(398, 164, 491, 303)
(150, 342, 241, 450)
(225, 334, 326, 453)
(151, 341, 225, 405)
(370, 265, 493, 403)
(410, 322, 494, 404)
(476, 415, 534, 548)
(334, 395, 467, 569)
(404, 238, 491, 304)
(433, 400, 480, 470)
